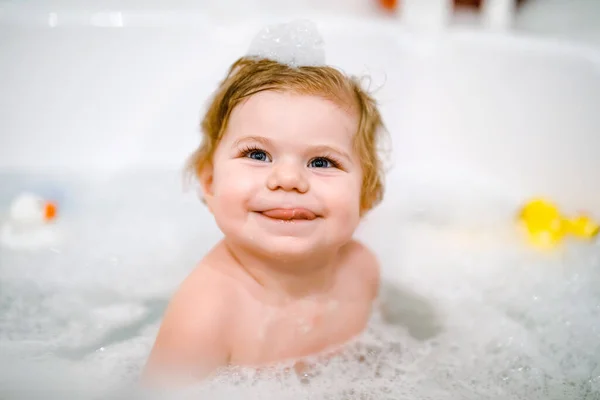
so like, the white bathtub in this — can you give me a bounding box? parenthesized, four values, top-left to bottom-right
(1, 3, 599, 399)
(1, 4, 600, 213)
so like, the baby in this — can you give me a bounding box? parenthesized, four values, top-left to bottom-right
(141, 21, 387, 387)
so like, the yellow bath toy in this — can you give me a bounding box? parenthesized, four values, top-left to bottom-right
(518, 198, 566, 249)
(518, 198, 599, 249)
(565, 215, 600, 239)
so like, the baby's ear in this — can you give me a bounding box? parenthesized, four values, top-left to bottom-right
(198, 164, 215, 212)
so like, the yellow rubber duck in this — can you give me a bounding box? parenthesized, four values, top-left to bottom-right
(518, 198, 598, 249)
(518, 198, 566, 249)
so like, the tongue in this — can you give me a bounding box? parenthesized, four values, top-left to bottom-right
(262, 208, 316, 221)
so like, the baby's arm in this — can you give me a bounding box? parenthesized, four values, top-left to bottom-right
(141, 267, 232, 387)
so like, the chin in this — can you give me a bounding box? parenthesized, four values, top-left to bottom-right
(253, 235, 326, 260)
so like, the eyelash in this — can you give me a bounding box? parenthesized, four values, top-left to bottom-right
(238, 146, 343, 169)
(239, 145, 264, 157)
(316, 154, 342, 169)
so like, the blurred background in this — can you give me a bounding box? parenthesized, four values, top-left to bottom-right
(1, 0, 600, 213)
(1, 0, 599, 38)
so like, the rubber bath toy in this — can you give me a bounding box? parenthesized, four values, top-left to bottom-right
(518, 198, 599, 249)
(565, 214, 600, 239)
(0, 192, 61, 250)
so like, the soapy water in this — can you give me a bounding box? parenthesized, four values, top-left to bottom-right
(0, 170, 599, 400)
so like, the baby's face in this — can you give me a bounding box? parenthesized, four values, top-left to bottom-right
(204, 91, 363, 259)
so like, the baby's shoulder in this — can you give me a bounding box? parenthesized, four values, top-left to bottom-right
(338, 239, 381, 298)
(154, 259, 239, 337)
(141, 259, 240, 383)
(341, 239, 380, 271)
(177, 257, 241, 307)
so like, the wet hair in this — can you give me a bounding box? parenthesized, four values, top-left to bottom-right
(185, 56, 387, 213)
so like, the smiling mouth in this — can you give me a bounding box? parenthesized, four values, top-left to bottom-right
(259, 208, 318, 221)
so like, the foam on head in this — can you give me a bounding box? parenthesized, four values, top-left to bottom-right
(246, 19, 326, 68)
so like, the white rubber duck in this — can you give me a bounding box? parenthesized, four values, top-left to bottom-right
(0, 192, 61, 250)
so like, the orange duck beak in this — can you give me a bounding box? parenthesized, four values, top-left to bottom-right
(43, 201, 58, 222)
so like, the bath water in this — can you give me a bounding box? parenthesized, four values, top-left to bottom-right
(0, 170, 598, 400)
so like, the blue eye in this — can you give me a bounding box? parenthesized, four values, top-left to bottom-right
(249, 150, 268, 161)
(309, 157, 333, 168)
(242, 148, 271, 162)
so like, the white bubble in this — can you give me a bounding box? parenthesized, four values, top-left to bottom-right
(246, 19, 326, 68)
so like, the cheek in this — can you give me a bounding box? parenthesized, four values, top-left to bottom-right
(211, 164, 258, 210)
(320, 176, 362, 223)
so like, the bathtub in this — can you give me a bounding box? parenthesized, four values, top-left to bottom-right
(1, 2, 599, 399)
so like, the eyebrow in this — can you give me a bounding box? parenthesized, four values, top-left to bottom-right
(233, 136, 272, 148)
(233, 136, 352, 161)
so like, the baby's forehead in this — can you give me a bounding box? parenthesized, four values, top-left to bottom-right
(233, 90, 358, 131)
(222, 91, 358, 154)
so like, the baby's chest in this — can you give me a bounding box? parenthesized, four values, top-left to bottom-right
(230, 297, 372, 365)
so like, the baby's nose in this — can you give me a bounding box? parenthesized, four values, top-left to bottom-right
(267, 162, 309, 193)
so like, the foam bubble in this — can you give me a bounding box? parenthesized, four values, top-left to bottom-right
(246, 19, 326, 68)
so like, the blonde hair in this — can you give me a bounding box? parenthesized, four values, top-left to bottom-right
(186, 56, 386, 212)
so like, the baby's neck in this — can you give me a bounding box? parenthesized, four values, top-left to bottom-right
(223, 240, 339, 301)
